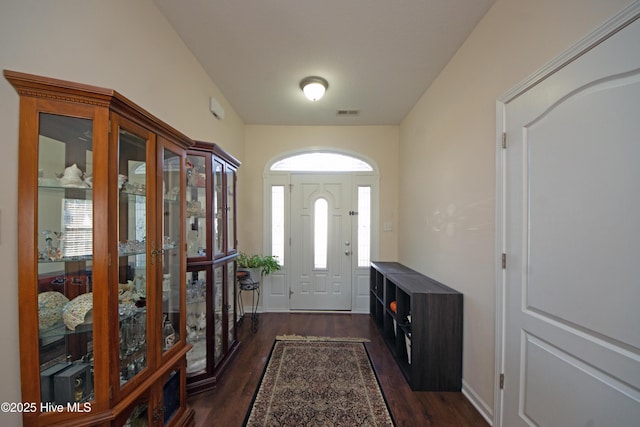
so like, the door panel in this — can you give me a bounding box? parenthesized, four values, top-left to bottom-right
(502, 14, 640, 426)
(290, 174, 352, 310)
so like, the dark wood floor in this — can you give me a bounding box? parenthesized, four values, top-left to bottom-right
(187, 313, 489, 427)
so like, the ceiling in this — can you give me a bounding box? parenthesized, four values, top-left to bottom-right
(153, 0, 495, 126)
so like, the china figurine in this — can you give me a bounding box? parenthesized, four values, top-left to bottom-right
(59, 163, 86, 187)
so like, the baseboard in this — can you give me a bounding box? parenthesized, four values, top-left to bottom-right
(462, 379, 494, 426)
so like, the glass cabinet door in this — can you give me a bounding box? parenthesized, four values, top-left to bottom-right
(121, 400, 150, 427)
(225, 166, 237, 254)
(37, 112, 95, 408)
(161, 145, 182, 355)
(213, 265, 224, 366)
(186, 267, 207, 376)
(213, 159, 224, 258)
(117, 122, 150, 387)
(186, 152, 208, 260)
(226, 261, 236, 349)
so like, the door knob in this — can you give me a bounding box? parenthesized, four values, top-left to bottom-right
(345, 241, 350, 246)
(345, 250, 351, 256)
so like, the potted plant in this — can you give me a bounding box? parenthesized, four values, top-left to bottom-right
(237, 252, 281, 280)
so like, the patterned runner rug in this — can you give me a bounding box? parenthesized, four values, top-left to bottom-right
(244, 336, 395, 426)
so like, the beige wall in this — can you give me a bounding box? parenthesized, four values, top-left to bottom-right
(399, 0, 634, 419)
(240, 125, 399, 260)
(1, 0, 635, 424)
(0, 1, 243, 423)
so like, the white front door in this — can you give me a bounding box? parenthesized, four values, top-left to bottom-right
(290, 174, 352, 310)
(500, 9, 640, 426)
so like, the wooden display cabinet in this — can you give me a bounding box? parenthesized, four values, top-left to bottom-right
(185, 142, 240, 393)
(6, 70, 195, 426)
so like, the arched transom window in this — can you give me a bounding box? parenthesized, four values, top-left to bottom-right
(270, 152, 373, 172)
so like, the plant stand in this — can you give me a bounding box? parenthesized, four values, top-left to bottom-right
(237, 270, 260, 333)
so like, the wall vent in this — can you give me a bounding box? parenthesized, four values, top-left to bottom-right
(336, 109, 359, 116)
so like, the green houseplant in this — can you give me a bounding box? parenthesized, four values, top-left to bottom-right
(237, 252, 281, 278)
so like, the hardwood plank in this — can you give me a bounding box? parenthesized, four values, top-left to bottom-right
(187, 313, 489, 427)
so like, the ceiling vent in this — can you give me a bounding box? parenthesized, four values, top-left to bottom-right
(336, 109, 359, 116)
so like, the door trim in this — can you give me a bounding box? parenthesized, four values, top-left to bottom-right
(494, 3, 640, 426)
(261, 147, 380, 313)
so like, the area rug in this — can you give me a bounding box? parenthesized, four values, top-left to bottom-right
(243, 336, 395, 426)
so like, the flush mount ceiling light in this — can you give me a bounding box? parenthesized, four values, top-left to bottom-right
(300, 76, 328, 101)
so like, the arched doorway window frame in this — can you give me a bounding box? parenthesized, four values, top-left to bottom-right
(262, 147, 380, 313)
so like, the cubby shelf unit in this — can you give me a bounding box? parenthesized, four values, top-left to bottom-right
(370, 261, 463, 391)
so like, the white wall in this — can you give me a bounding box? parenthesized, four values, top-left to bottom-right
(399, 0, 634, 421)
(0, 1, 244, 424)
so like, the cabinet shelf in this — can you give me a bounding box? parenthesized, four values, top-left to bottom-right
(39, 184, 92, 191)
(118, 250, 145, 257)
(370, 261, 462, 391)
(38, 255, 93, 264)
(39, 322, 94, 339)
(119, 192, 146, 200)
(120, 188, 147, 197)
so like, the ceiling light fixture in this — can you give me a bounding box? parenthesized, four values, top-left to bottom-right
(300, 76, 328, 101)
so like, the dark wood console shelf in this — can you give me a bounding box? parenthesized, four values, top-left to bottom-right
(370, 261, 463, 391)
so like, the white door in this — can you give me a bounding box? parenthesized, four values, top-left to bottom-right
(500, 10, 640, 426)
(290, 174, 352, 310)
